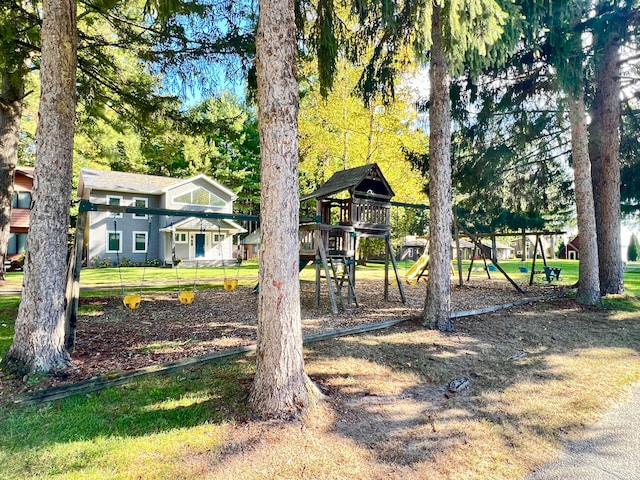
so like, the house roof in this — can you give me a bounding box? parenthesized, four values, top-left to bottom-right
(241, 229, 261, 245)
(300, 163, 394, 201)
(161, 173, 237, 201)
(16, 166, 35, 178)
(78, 168, 179, 198)
(160, 217, 246, 234)
(77, 169, 238, 201)
(566, 235, 580, 250)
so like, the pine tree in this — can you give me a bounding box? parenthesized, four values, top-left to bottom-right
(248, 0, 313, 419)
(628, 233, 639, 262)
(2, 0, 77, 374)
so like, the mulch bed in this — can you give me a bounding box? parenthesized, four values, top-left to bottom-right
(1, 276, 567, 401)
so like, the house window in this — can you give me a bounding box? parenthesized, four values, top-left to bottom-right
(133, 231, 148, 253)
(174, 232, 187, 243)
(132, 197, 148, 219)
(107, 195, 123, 218)
(214, 234, 225, 242)
(173, 187, 225, 207)
(106, 231, 122, 253)
(12, 192, 32, 209)
(7, 233, 27, 255)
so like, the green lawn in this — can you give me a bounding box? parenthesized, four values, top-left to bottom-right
(0, 361, 251, 479)
(2, 258, 637, 295)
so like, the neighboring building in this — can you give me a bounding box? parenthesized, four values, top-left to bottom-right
(400, 236, 427, 261)
(77, 169, 246, 267)
(240, 228, 261, 261)
(560, 235, 580, 260)
(7, 166, 35, 265)
(511, 235, 553, 259)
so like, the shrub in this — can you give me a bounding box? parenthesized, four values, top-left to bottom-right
(119, 257, 135, 267)
(90, 256, 113, 268)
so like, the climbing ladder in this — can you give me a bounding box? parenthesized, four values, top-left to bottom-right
(327, 253, 359, 311)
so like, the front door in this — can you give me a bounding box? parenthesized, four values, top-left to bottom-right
(195, 233, 205, 258)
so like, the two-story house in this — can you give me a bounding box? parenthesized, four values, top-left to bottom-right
(77, 169, 246, 267)
(7, 166, 35, 265)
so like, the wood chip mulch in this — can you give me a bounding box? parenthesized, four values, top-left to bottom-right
(0, 276, 567, 401)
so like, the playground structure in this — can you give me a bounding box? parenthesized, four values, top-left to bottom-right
(300, 164, 406, 314)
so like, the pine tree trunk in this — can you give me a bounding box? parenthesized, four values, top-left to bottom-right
(568, 91, 600, 305)
(589, 27, 624, 295)
(0, 73, 24, 281)
(422, 5, 452, 332)
(249, 0, 311, 419)
(1, 0, 76, 374)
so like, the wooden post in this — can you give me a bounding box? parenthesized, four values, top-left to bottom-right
(538, 236, 548, 267)
(386, 236, 407, 303)
(384, 236, 389, 300)
(467, 243, 477, 282)
(64, 210, 86, 349)
(454, 214, 463, 287)
(529, 234, 540, 286)
(316, 229, 339, 314)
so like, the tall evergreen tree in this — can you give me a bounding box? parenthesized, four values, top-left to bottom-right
(404, 0, 510, 331)
(628, 233, 639, 262)
(552, 1, 601, 304)
(249, 0, 314, 419)
(2, 0, 77, 374)
(423, 3, 454, 331)
(587, 0, 639, 295)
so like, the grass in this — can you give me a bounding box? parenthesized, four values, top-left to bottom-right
(0, 361, 252, 479)
(0, 259, 638, 479)
(0, 297, 639, 479)
(0, 295, 20, 358)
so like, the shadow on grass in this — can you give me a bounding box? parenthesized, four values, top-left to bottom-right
(303, 298, 640, 469)
(1, 296, 639, 477)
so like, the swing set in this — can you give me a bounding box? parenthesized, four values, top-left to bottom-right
(108, 211, 245, 311)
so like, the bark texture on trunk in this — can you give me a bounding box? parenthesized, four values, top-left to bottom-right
(2, 0, 77, 374)
(249, 0, 310, 419)
(568, 91, 600, 305)
(422, 5, 453, 332)
(0, 73, 24, 281)
(589, 28, 624, 295)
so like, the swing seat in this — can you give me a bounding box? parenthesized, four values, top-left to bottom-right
(224, 278, 238, 291)
(123, 294, 142, 310)
(179, 290, 195, 305)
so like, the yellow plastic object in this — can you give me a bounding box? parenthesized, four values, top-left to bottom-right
(224, 278, 238, 291)
(405, 253, 429, 285)
(123, 294, 142, 310)
(179, 290, 195, 305)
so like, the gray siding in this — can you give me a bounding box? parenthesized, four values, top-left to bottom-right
(88, 191, 162, 266)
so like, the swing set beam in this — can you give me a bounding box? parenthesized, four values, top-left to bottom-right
(78, 199, 260, 222)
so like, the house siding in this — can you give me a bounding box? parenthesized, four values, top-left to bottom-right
(165, 177, 234, 214)
(88, 191, 162, 265)
(7, 168, 34, 260)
